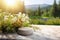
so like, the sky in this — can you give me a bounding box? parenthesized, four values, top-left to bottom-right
(24, 0, 59, 5)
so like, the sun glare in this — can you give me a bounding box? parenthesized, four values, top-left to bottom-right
(5, 0, 16, 6)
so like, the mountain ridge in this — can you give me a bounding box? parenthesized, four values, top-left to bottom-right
(25, 4, 51, 10)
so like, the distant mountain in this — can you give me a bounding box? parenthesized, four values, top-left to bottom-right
(25, 4, 51, 10)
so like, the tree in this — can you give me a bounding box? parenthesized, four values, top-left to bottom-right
(42, 9, 50, 17)
(57, 0, 60, 17)
(37, 5, 42, 16)
(51, 0, 58, 17)
(26, 9, 35, 16)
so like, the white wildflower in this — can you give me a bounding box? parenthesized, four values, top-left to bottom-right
(21, 18, 26, 22)
(26, 20, 29, 23)
(25, 16, 29, 20)
(11, 17, 17, 23)
(18, 12, 21, 15)
(22, 13, 25, 17)
(10, 15, 14, 17)
(17, 12, 22, 19)
(4, 16, 8, 20)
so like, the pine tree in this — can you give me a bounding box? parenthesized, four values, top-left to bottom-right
(57, 0, 60, 17)
(37, 5, 42, 16)
(51, 0, 58, 17)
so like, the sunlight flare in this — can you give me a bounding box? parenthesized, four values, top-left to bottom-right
(4, 0, 16, 6)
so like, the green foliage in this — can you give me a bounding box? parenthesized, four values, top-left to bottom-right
(42, 12, 49, 17)
(45, 18, 60, 25)
(26, 9, 36, 16)
(30, 18, 60, 25)
(57, 0, 60, 17)
(0, 11, 30, 33)
(30, 16, 41, 19)
(26, 5, 42, 18)
(39, 19, 45, 24)
(42, 9, 53, 18)
(22, 22, 30, 27)
(37, 5, 42, 16)
(45, 19, 54, 25)
(49, 0, 60, 17)
(30, 19, 40, 24)
(26, 0, 60, 18)
(30, 19, 45, 25)
(37, 0, 60, 18)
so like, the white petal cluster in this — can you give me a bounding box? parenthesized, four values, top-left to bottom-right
(4, 16, 9, 20)
(11, 17, 17, 23)
(0, 12, 30, 26)
(16, 12, 30, 23)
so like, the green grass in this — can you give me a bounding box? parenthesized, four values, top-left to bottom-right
(30, 18, 60, 25)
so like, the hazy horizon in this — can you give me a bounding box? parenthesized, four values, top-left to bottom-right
(24, 0, 59, 5)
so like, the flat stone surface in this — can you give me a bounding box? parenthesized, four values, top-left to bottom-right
(0, 34, 17, 39)
(0, 25, 60, 40)
(28, 25, 60, 40)
(0, 34, 32, 40)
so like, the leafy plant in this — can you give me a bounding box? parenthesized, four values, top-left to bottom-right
(45, 18, 60, 25)
(0, 11, 30, 33)
(30, 19, 40, 24)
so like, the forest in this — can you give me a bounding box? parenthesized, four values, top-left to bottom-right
(26, 0, 60, 25)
